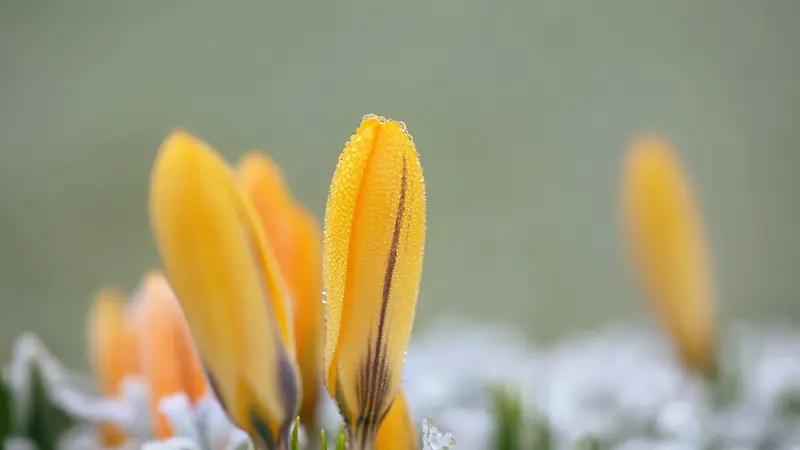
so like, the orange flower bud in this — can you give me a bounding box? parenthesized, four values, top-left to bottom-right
(139, 271, 208, 439)
(238, 152, 325, 427)
(87, 287, 130, 447)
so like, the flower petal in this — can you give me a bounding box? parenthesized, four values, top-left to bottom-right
(139, 271, 208, 438)
(237, 152, 294, 211)
(621, 134, 717, 379)
(286, 206, 325, 427)
(87, 286, 130, 446)
(149, 130, 299, 443)
(323, 116, 426, 437)
(375, 389, 417, 450)
(238, 153, 325, 427)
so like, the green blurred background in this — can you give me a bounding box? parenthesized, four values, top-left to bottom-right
(0, 1, 798, 367)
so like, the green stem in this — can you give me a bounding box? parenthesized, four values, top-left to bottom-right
(291, 417, 300, 450)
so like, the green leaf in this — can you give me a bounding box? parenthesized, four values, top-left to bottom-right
(490, 384, 524, 450)
(320, 429, 327, 450)
(22, 362, 74, 450)
(335, 427, 347, 450)
(291, 416, 300, 450)
(710, 365, 739, 408)
(530, 417, 552, 450)
(776, 389, 800, 417)
(0, 378, 11, 443)
(709, 342, 741, 409)
(703, 436, 725, 450)
(574, 435, 602, 450)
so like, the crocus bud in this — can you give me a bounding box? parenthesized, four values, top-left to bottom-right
(238, 153, 325, 428)
(323, 115, 426, 448)
(138, 271, 208, 439)
(122, 298, 144, 377)
(149, 130, 300, 449)
(88, 287, 130, 447)
(621, 134, 717, 380)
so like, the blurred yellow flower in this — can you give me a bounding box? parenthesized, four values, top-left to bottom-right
(621, 134, 717, 380)
(238, 152, 325, 428)
(122, 298, 144, 378)
(88, 286, 130, 447)
(137, 271, 208, 439)
(88, 273, 211, 443)
(149, 130, 300, 448)
(375, 389, 418, 450)
(323, 115, 426, 448)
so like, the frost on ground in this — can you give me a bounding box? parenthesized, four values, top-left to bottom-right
(6, 322, 800, 449)
(355, 321, 800, 450)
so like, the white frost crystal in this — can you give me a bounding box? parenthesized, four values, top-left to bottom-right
(7, 322, 800, 449)
(421, 417, 456, 450)
(140, 437, 201, 450)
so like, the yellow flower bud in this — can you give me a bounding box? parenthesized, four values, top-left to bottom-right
(238, 152, 325, 428)
(621, 134, 717, 379)
(149, 130, 300, 448)
(323, 115, 426, 448)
